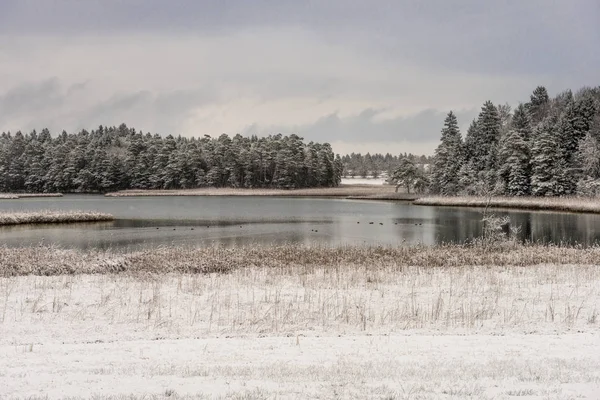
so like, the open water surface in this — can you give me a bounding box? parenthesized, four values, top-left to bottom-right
(1, 195, 599, 250)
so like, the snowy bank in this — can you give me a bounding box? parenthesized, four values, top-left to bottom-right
(414, 195, 600, 214)
(105, 186, 398, 198)
(0, 193, 63, 199)
(0, 211, 113, 226)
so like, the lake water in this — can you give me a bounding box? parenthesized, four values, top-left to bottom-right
(1, 195, 599, 250)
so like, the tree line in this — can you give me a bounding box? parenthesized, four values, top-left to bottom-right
(429, 86, 600, 196)
(341, 153, 432, 178)
(0, 126, 343, 193)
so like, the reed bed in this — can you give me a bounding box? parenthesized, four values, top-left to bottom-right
(2, 244, 600, 337)
(105, 185, 397, 198)
(12, 193, 63, 198)
(0, 211, 113, 227)
(347, 193, 419, 201)
(3, 243, 600, 398)
(0, 193, 63, 199)
(2, 242, 600, 277)
(414, 195, 600, 214)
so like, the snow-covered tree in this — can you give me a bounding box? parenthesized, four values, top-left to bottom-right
(391, 157, 424, 193)
(431, 111, 463, 195)
(527, 86, 550, 125)
(531, 116, 561, 196)
(496, 104, 531, 195)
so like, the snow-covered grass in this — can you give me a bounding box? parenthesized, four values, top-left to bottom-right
(0, 210, 114, 226)
(2, 252, 599, 335)
(3, 334, 599, 399)
(0, 193, 63, 199)
(3, 243, 600, 276)
(105, 185, 397, 198)
(341, 177, 389, 185)
(414, 195, 600, 214)
(1, 243, 600, 398)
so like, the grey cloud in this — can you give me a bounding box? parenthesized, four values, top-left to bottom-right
(0, 80, 218, 136)
(0, 0, 597, 153)
(243, 107, 479, 144)
(0, 78, 64, 119)
(1, 0, 598, 78)
(80, 88, 219, 135)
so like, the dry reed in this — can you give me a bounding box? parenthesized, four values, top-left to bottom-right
(3, 244, 600, 335)
(0, 193, 63, 199)
(2, 242, 600, 277)
(12, 193, 63, 198)
(104, 185, 398, 198)
(414, 195, 600, 214)
(0, 210, 114, 227)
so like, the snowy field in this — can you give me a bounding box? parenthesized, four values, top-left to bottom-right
(2, 260, 600, 399)
(341, 177, 388, 185)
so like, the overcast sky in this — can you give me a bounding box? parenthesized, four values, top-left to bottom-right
(1, 1, 598, 155)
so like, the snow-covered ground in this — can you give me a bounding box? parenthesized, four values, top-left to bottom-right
(341, 177, 389, 185)
(2, 263, 600, 399)
(3, 333, 599, 399)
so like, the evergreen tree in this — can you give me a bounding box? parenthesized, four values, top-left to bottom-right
(462, 101, 502, 192)
(527, 86, 550, 125)
(431, 111, 463, 195)
(392, 157, 421, 193)
(496, 104, 531, 195)
(531, 116, 561, 196)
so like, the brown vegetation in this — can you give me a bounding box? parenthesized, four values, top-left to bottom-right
(413, 195, 600, 214)
(0, 211, 114, 226)
(0, 193, 63, 199)
(2, 242, 600, 277)
(104, 185, 400, 198)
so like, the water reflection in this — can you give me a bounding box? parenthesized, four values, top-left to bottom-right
(430, 206, 600, 245)
(0, 195, 599, 250)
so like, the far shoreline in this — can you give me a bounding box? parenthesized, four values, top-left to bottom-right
(4, 187, 600, 216)
(104, 184, 419, 200)
(104, 188, 600, 215)
(413, 195, 600, 215)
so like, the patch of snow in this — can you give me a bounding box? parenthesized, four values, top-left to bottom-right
(1, 334, 599, 399)
(2, 265, 600, 398)
(341, 177, 389, 185)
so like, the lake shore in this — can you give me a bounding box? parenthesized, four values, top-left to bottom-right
(104, 185, 420, 200)
(2, 243, 599, 398)
(0, 211, 114, 226)
(104, 188, 600, 215)
(0, 193, 63, 199)
(414, 195, 600, 214)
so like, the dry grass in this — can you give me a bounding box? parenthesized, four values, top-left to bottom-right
(0, 193, 63, 199)
(4, 333, 598, 399)
(2, 244, 600, 335)
(2, 242, 600, 277)
(105, 185, 399, 198)
(414, 195, 600, 214)
(0, 211, 114, 227)
(3, 243, 600, 398)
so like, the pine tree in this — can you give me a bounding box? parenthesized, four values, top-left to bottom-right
(531, 116, 560, 196)
(431, 111, 463, 195)
(527, 86, 550, 125)
(392, 157, 420, 193)
(464, 101, 502, 191)
(497, 104, 531, 195)
(555, 95, 598, 194)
